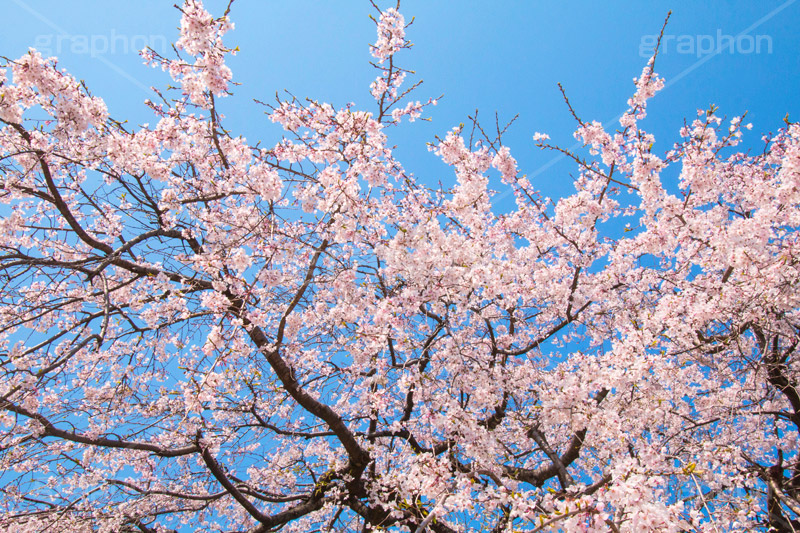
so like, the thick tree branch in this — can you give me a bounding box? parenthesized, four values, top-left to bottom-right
(0, 399, 199, 457)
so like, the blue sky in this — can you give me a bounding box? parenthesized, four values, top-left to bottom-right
(0, 4, 797, 528)
(2, 1, 798, 204)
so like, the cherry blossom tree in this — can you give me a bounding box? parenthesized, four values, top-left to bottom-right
(1, 1, 799, 531)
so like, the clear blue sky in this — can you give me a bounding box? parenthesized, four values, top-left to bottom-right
(2, 1, 798, 204)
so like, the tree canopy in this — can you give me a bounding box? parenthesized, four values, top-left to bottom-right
(1, 2, 799, 532)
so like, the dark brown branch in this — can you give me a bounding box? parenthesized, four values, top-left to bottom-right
(0, 399, 199, 457)
(196, 431, 270, 523)
(505, 388, 608, 487)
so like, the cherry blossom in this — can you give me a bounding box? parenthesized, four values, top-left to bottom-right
(0, 2, 799, 532)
